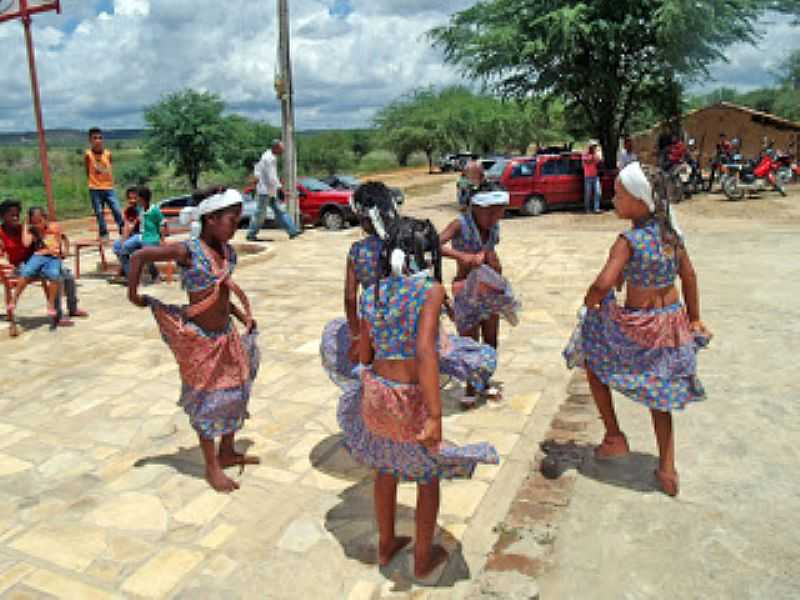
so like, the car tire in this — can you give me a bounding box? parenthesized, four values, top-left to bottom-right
(522, 195, 546, 217)
(321, 208, 346, 230)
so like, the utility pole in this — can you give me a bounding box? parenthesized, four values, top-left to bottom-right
(276, 0, 299, 227)
(1, 1, 61, 219)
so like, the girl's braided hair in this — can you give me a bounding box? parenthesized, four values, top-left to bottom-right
(374, 216, 442, 306)
(353, 181, 398, 239)
(640, 164, 684, 252)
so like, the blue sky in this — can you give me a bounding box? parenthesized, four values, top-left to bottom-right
(0, 1, 797, 132)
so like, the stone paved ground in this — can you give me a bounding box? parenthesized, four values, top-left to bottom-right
(474, 187, 800, 599)
(1, 177, 799, 599)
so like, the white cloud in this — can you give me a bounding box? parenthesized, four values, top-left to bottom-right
(0, 2, 795, 132)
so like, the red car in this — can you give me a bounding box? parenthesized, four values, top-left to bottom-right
(485, 154, 616, 216)
(244, 177, 356, 230)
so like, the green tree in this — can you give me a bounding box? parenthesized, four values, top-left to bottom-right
(222, 115, 281, 172)
(776, 48, 800, 90)
(350, 130, 373, 164)
(431, 0, 780, 167)
(298, 132, 354, 175)
(144, 89, 228, 189)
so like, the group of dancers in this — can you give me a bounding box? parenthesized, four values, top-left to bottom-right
(125, 159, 710, 581)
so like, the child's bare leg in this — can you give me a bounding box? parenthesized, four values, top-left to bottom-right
(461, 326, 481, 400)
(587, 367, 628, 457)
(218, 432, 260, 468)
(650, 409, 678, 496)
(11, 277, 30, 307)
(481, 314, 499, 349)
(374, 472, 410, 565)
(199, 434, 239, 492)
(414, 478, 447, 579)
(45, 281, 59, 313)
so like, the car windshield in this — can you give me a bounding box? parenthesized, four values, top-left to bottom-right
(486, 160, 508, 179)
(337, 175, 360, 186)
(299, 177, 333, 192)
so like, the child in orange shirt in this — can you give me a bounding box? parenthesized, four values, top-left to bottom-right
(85, 127, 124, 239)
(9, 207, 65, 327)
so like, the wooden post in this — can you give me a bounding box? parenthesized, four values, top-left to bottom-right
(1, 1, 61, 220)
(276, 0, 299, 228)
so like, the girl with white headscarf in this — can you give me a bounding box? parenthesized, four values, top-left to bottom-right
(563, 161, 712, 497)
(127, 187, 260, 494)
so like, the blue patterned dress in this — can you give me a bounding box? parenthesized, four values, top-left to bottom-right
(320, 235, 497, 392)
(563, 219, 709, 411)
(451, 213, 520, 334)
(336, 275, 499, 482)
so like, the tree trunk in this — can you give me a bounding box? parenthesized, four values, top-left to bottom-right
(597, 126, 619, 171)
(189, 167, 199, 190)
(426, 150, 433, 174)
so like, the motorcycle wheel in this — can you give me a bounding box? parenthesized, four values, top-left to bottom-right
(776, 183, 787, 197)
(723, 178, 744, 201)
(777, 167, 791, 187)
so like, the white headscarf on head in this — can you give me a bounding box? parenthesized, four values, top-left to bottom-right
(617, 161, 683, 240)
(193, 189, 243, 222)
(618, 162, 654, 211)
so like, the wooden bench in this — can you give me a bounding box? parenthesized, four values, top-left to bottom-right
(73, 209, 119, 279)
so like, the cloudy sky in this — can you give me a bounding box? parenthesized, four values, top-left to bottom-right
(0, 0, 797, 132)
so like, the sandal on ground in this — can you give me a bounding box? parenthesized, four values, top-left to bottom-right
(482, 386, 503, 402)
(654, 469, 680, 497)
(69, 309, 89, 318)
(594, 433, 630, 460)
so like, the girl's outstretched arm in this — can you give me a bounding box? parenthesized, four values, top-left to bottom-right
(416, 284, 445, 450)
(127, 243, 189, 307)
(584, 236, 631, 308)
(344, 258, 360, 336)
(677, 247, 709, 335)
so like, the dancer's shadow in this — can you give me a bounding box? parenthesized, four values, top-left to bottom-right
(540, 439, 660, 493)
(6, 314, 52, 334)
(134, 439, 255, 480)
(440, 377, 505, 413)
(310, 435, 471, 589)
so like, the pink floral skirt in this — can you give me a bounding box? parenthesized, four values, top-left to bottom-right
(149, 299, 260, 438)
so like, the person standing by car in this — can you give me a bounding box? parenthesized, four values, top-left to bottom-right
(248, 140, 301, 241)
(582, 144, 602, 213)
(618, 138, 638, 169)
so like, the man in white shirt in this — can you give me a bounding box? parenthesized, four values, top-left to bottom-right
(247, 140, 301, 240)
(618, 137, 638, 169)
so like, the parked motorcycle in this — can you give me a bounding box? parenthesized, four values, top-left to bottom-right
(722, 152, 787, 200)
(774, 151, 794, 186)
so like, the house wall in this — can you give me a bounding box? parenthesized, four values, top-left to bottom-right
(631, 105, 800, 167)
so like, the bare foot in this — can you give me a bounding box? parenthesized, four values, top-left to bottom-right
(594, 433, 629, 460)
(9, 321, 19, 337)
(58, 318, 75, 327)
(69, 309, 89, 318)
(205, 466, 240, 492)
(654, 469, 680, 497)
(218, 451, 261, 469)
(378, 535, 411, 566)
(414, 544, 449, 580)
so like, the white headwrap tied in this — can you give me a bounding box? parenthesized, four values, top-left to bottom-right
(618, 162, 654, 212)
(471, 191, 510, 207)
(193, 189, 243, 222)
(618, 161, 683, 241)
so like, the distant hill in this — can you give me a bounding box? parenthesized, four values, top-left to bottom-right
(0, 129, 147, 146)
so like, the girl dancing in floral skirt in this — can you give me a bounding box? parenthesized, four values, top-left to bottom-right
(128, 188, 260, 493)
(320, 182, 497, 398)
(563, 162, 711, 497)
(340, 216, 498, 580)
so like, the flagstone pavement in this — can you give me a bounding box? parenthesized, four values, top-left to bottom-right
(4, 178, 797, 599)
(0, 178, 591, 599)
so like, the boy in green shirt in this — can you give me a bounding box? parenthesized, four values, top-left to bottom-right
(112, 186, 164, 282)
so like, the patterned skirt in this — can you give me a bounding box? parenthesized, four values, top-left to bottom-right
(454, 265, 521, 334)
(150, 299, 260, 438)
(320, 317, 497, 392)
(337, 368, 499, 483)
(563, 293, 709, 411)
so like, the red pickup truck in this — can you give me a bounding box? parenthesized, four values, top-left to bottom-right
(485, 154, 617, 216)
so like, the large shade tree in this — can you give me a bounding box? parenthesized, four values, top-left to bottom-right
(430, 0, 794, 167)
(145, 89, 228, 189)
